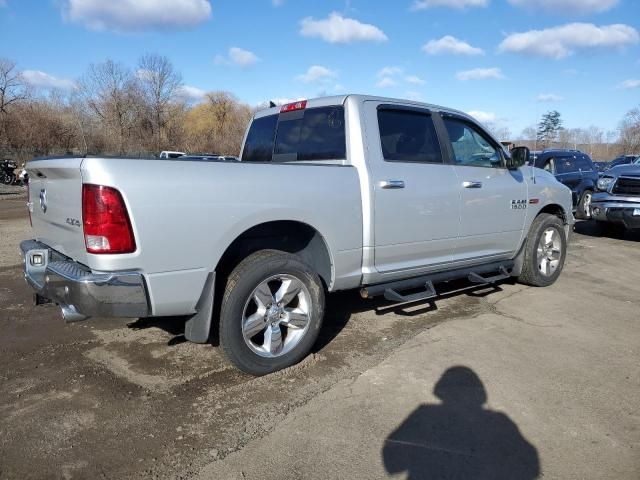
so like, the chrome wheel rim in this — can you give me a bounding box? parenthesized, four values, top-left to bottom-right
(537, 227, 562, 277)
(583, 192, 592, 218)
(241, 274, 311, 358)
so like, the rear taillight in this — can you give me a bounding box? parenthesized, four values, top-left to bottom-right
(82, 184, 136, 254)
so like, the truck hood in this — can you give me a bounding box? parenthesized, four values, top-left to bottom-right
(604, 164, 640, 177)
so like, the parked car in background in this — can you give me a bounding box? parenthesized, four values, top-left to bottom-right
(159, 151, 186, 159)
(594, 161, 610, 173)
(21, 94, 574, 375)
(592, 163, 640, 231)
(180, 154, 239, 162)
(529, 149, 598, 219)
(605, 154, 639, 171)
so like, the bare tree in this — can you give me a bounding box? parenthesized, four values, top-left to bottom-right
(618, 106, 640, 154)
(77, 60, 142, 154)
(0, 58, 27, 114)
(136, 54, 183, 151)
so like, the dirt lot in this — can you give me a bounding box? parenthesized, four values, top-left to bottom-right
(1, 188, 639, 479)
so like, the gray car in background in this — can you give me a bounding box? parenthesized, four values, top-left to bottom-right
(21, 94, 574, 375)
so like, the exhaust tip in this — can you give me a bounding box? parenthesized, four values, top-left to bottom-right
(60, 304, 89, 323)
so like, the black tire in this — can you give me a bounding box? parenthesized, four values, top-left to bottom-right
(219, 249, 325, 376)
(576, 189, 593, 220)
(517, 213, 567, 287)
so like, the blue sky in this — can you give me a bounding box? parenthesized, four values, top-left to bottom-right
(1, 0, 639, 135)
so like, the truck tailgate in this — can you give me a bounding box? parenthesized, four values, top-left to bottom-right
(27, 157, 88, 265)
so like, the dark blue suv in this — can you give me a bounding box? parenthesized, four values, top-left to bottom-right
(529, 149, 599, 219)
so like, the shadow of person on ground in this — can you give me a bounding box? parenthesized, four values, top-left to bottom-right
(382, 366, 540, 479)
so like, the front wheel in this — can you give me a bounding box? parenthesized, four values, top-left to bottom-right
(577, 190, 592, 220)
(517, 213, 567, 287)
(219, 250, 325, 376)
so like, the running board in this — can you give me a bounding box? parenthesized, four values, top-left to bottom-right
(384, 280, 436, 303)
(360, 260, 515, 303)
(468, 266, 511, 285)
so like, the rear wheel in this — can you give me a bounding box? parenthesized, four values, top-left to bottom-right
(219, 250, 325, 376)
(518, 213, 567, 287)
(577, 190, 592, 219)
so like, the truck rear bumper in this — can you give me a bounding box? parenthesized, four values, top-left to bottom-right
(20, 239, 149, 321)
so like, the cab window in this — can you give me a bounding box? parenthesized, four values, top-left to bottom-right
(377, 109, 443, 163)
(443, 118, 503, 168)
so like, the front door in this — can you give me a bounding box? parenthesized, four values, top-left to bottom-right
(365, 102, 460, 276)
(440, 115, 528, 261)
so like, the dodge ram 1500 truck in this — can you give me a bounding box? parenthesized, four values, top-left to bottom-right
(21, 94, 574, 375)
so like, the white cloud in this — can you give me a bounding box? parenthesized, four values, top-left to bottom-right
(499, 23, 639, 59)
(296, 65, 338, 83)
(422, 35, 484, 56)
(507, 0, 618, 15)
(214, 47, 259, 68)
(537, 93, 564, 102)
(467, 110, 496, 123)
(456, 67, 504, 81)
(412, 0, 488, 10)
(376, 77, 397, 88)
(405, 75, 426, 85)
(177, 85, 207, 102)
(378, 66, 403, 77)
(617, 79, 640, 90)
(62, 0, 211, 32)
(300, 12, 387, 44)
(375, 67, 425, 88)
(21, 70, 76, 90)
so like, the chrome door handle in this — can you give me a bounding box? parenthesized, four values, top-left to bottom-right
(379, 180, 405, 189)
(463, 181, 482, 188)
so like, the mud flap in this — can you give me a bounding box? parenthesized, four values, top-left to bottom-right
(184, 272, 216, 343)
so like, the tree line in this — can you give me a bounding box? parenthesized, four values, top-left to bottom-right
(1, 54, 639, 162)
(0, 55, 253, 161)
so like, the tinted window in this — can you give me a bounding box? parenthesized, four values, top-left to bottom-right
(377, 109, 443, 163)
(554, 157, 577, 174)
(575, 155, 593, 171)
(443, 118, 502, 168)
(242, 114, 278, 162)
(274, 106, 346, 161)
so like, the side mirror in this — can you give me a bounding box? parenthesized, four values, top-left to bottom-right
(507, 146, 529, 170)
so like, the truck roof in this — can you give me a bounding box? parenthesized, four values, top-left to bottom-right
(254, 94, 471, 120)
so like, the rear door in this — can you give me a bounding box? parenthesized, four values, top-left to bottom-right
(26, 157, 88, 263)
(365, 102, 460, 275)
(440, 114, 527, 260)
(553, 155, 582, 205)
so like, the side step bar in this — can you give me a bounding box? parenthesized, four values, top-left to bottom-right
(468, 266, 511, 285)
(384, 280, 436, 303)
(361, 261, 514, 303)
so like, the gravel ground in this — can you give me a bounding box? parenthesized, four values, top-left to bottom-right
(1, 191, 638, 479)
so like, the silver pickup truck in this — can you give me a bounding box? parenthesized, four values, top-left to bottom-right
(21, 94, 574, 375)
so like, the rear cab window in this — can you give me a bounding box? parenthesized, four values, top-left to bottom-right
(377, 108, 443, 163)
(241, 105, 346, 162)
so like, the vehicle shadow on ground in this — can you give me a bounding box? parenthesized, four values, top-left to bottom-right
(128, 279, 509, 352)
(382, 366, 540, 480)
(574, 220, 640, 242)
